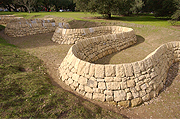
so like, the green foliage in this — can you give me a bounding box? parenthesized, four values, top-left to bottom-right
(130, 0, 144, 14)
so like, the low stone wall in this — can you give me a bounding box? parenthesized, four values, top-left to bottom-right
(0, 15, 24, 24)
(52, 26, 132, 44)
(58, 27, 180, 107)
(5, 18, 70, 37)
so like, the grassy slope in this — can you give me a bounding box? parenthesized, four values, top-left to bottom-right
(0, 27, 123, 118)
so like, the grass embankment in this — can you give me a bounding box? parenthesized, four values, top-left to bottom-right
(1, 12, 180, 27)
(0, 26, 123, 118)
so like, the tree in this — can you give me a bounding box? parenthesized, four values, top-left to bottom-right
(75, 0, 122, 18)
(13, 0, 37, 13)
(130, 0, 144, 14)
(171, 0, 180, 20)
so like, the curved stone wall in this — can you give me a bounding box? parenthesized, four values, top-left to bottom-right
(58, 27, 180, 107)
(0, 15, 24, 24)
(52, 26, 132, 44)
(5, 18, 70, 37)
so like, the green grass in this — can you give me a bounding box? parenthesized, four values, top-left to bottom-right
(0, 33, 123, 118)
(1, 12, 179, 27)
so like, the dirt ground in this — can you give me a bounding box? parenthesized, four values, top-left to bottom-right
(0, 20, 180, 118)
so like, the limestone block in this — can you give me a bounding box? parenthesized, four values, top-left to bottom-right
(118, 100, 130, 108)
(121, 81, 127, 90)
(106, 82, 121, 90)
(95, 64, 105, 78)
(139, 90, 146, 97)
(140, 83, 147, 90)
(79, 84, 85, 91)
(123, 64, 134, 77)
(104, 90, 114, 96)
(131, 97, 143, 107)
(114, 90, 126, 101)
(138, 61, 146, 72)
(132, 91, 139, 98)
(132, 62, 141, 74)
(89, 64, 95, 77)
(106, 95, 114, 101)
(78, 76, 88, 85)
(85, 93, 93, 99)
(104, 77, 114, 82)
(98, 82, 106, 90)
(93, 93, 105, 102)
(77, 60, 86, 75)
(105, 65, 116, 77)
(127, 92, 132, 100)
(68, 78, 74, 85)
(85, 86, 93, 93)
(87, 78, 97, 88)
(142, 93, 150, 102)
(116, 64, 126, 77)
(138, 75, 146, 81)
(127, 80, 135, 88)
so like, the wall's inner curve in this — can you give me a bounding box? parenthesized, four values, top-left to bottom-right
(52, 26, 132, 45)
(58, 26, 180, 107)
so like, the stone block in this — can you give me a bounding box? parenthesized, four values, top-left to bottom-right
(85, 86, 93, 93)
(127, 92, 132, 100)
(140, 83, 147, 90)
(85, 93, 93, 99)
(95, 64, 105, 78)
(93, 93, 105, 102)
(114, 90, 126, 101)
(118, 100, 130, 108)
(121, 81, 127, 90)
(104, 77, 114, 82)
(89, 64, 95, 77)
(106, 95, 114, 101)
(123, 64, 134, 77)
(87, 78, 97, 88)
(139, 90, 146, 97)
(127, 80, 135, 88)
(104, 90, 114, 96)
(78, 76, 88, 85)
(116, 64, 126, 77)
(105, 65, 116, 77)
(132, 62, 141, 74)
(98, 82, 106, 90)
(106, 82, 121, 90)
(142, 93, 150, 102)
(72, 73, 79, 82)
(131, 97, 143, 107)
(138, 61, 146, 72)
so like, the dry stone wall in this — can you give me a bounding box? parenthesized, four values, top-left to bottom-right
(5, 18, 70, 37)
(0, 15, 24, 24)
(52, 26, 132, 44)
(58, 27, 180, 107)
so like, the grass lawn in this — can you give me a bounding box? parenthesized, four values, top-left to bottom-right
(1, 11, 180, 27)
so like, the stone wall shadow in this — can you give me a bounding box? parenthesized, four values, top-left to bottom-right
(94, 35, 145, 64)
(160, 62, 180, 93)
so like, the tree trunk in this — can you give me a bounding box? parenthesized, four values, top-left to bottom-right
(108, 13, 111, 19)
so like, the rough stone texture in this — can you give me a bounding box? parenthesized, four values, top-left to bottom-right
(58, 25, 180, 107)
(118, 100, 130, 108)
(4, 18, 70, 37)
(131, 98, 143, 107)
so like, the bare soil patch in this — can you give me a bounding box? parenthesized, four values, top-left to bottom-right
(0, 19, 180, 118)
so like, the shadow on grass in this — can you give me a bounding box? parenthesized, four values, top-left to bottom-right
(94, 35, 145, 64)
(96, 14, 171, 22)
